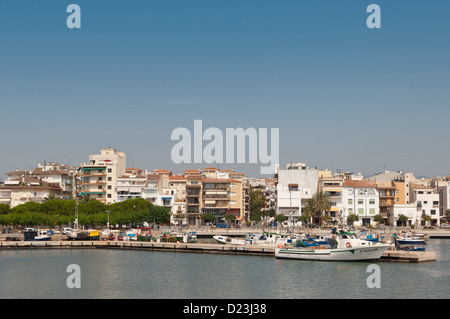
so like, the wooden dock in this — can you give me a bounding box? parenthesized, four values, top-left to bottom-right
(380, 249, 436, 263)
(0, 240, 437, 262)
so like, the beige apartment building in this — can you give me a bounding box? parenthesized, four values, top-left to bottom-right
(78, 148, 126, 204)
(0, 176, 66, 207)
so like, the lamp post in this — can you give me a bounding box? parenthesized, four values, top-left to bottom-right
(106, 210, 111, 229)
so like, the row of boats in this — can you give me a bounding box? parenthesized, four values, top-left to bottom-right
(22, 226, 428, 262)
(213, 229, 428, 261)
(22, 227, 198, 244)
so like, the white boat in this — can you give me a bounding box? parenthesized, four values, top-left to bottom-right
(262, 232, 302, 246)
(213, 235, 249, 245)
(213, 232, 301, 246)
(24, 229, 52, 241)
(394, 232, 427, 245)
(275, 228, 390, 261)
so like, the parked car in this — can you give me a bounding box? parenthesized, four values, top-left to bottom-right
(216, 224, 230, 228)
(441, 223, 450, 228)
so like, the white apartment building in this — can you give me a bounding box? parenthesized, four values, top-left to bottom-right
(79, 148, 126, 204)
(276, 163, 319, 224)
(115, 169, 147, 202)
(411, 183, 441, 226)
(392, 204, 419, 227)
(341, 180, 379, 226)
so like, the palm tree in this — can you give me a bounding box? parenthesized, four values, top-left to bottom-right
(303, 192, 331, 228)
(303, 198, 316, 228)
(312, 191, 332, 227)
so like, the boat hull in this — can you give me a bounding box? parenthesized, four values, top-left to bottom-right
(24, 237, 51, 242)
(396, 239, 425, 245)
(275, 244, 390, 261)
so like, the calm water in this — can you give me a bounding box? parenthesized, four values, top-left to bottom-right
(0, 240, 448, 299)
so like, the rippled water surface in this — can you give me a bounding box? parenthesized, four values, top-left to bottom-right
(0, 240, 448, 299)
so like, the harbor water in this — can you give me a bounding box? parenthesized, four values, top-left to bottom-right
(0, 239, 448, 299)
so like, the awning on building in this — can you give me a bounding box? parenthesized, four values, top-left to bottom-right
(82, 167, 106, 171)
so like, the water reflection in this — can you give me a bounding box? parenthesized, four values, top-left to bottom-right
(0, 240, 449, 299)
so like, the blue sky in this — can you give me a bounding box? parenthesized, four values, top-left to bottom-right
(0, 1, 449, 178)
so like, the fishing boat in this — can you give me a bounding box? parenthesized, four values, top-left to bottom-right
(263, 232, 301, 246)
(213, 235, 249, 245)
(67, 229, 100, 241)
(359, 231, 380, 243)
(393, 232, 426, 245)
(275, 228, 390, 261)
(393, 237, 426, 251)
(214, 232, 300, 246)
(23, 228, 52, 241)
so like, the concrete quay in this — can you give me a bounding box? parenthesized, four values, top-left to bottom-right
(0, 240, 437, 262)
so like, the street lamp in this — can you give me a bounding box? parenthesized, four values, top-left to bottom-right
(106, 210, 111, 229)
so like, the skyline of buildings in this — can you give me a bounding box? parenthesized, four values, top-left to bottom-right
(0, 148, 449, 228)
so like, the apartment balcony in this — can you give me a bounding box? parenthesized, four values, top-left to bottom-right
(379, 194, 395, 198)
(186, 184, 201, 188)
(204, 188, 230, 193)
(186, 192, 200, 197)
(379, 201, 393, 207)
(186, 201, 200, 206)
(80, 181, 107, 186)
(79, 172, 106, 177)
(203, 195, 230, 201)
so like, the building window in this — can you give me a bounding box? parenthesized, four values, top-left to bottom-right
(348, 199, 353, 204)
(431, 209, 436, 215)
(369, 208, 375, 214)
(107, 194, 112, 198)
(358, 199, 364, 205)
(348, 208, 353, 214)
(358, 208, 364, 214)
(108, 168, 112, 173)
(369, 199, 375, 205)
(108, 177, 112, 181)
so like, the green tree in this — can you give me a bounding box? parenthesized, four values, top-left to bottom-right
(0, 204, 11, 215)
(397, 214, 408, 227)
(202, 213, 215, 224)
(347, 213, 359, 226)
(303, 192, 331, 227)
(249, 188, 265, 221)
(274, 214, 286, 223)
(373, 214, 384, 225)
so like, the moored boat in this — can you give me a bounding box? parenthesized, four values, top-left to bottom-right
(213, 235, 248, 245)
(275, 228, 390, 261)
(393, 232, 426, 245)
(67, 229, 100, 241)
(24, 228, 52, 241)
